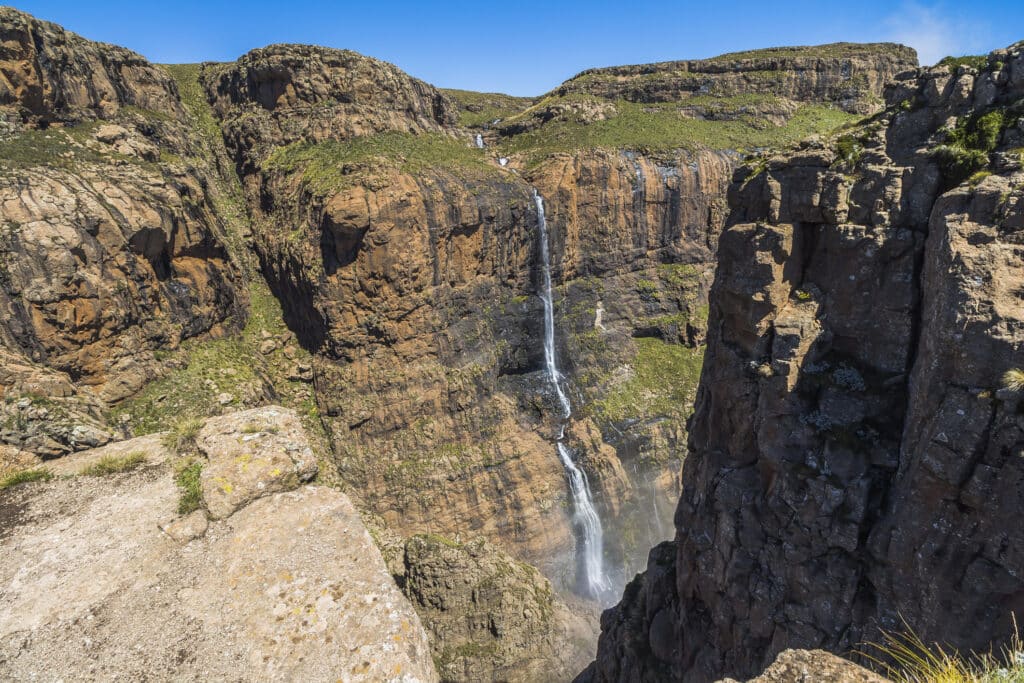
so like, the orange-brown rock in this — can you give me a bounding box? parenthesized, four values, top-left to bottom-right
(0, 7, 183, 123)
(0, 8, 245, 455)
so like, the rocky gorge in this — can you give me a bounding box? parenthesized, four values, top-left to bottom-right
(1, 4, 1021, 681)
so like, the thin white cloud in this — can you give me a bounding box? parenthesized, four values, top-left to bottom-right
(882, 2, 989, 67)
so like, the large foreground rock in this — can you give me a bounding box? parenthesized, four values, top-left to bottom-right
(0, 410, 438, 682)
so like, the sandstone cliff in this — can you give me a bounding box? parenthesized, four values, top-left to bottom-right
(201, 42, 913, 602)
(0, 8, 246, 457)
(582, 41, 1024, 682)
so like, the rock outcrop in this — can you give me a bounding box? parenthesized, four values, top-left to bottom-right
(387, 534, 599, 683)
(716, 649, 891, 683)
(0, 7, 183, 123)
(557, 43, 917, 114)
(0, 8, 246, 457)
(0, 406, 438, 682)
(582, 42, 1024, 682)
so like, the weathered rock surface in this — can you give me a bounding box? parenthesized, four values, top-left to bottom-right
(716, 649, 891, 683)
(197, 405, 318, 519)
(388, 534, 599, 683)
(205, 44, 458, 176)
(0, 8, 246, 457)
(0, 7, 183, 123)
(582, 42, 1024, 682)
(0, 408, 438, 682)
(557, 43, 917, 114)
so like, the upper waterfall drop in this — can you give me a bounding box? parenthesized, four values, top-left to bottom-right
(532, 189, 611, 601)
(475, 133, 485, 148)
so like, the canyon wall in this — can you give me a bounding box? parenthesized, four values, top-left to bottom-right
(0, 8, 245, 458)
(202, 42, 912, 594)
(582, 41, 1024, 682)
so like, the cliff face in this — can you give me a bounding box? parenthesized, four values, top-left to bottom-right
(0, 8, 245, 458)
(203, 41, 916, 598)
(558, 43, 918, 114)
(0, 7, 183, 123)
(583, 42, 1024, 682)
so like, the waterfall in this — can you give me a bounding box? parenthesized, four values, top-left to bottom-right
(533, 189, 611, 600)
(475, 133, 485, 148)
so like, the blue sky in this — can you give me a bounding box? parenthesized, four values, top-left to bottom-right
(11, 1, 1023, 96)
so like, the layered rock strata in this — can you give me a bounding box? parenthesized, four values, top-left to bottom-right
(0, 8, 245, 456)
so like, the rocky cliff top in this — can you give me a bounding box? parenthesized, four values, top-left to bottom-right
(0, 406, 439, 681)
(203, 44, 459, 172)
(554, 42, 917, 113)
(0, 6, 183, 123)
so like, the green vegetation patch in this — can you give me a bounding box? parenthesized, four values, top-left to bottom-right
(265, 132, 502, 195)
(80, 451, 147, 476)
(931, 107, 1011, 188)
(174, 460, 204, 514)
(592, 337, 704, 424)
(937, 55, 989, 71)
(440, 88, 534, 128)
(110, 282, 316, 434)
(499, 98, 859, 166)
(0, 124, 111, 170)
(0, 468, 52, 489)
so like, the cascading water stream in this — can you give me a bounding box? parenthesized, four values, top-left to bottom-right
(533, 189, 611, 600)
(475, 133, 485, 148)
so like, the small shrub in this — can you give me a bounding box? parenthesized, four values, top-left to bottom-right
(968, 171, 993, 187)
(162, 417, 205, 455)
(937, 55, 989, 72)
(0, 468, 52, 489)
(1002, 368, 1024, 392)
(80, 451, 147, 476)
(931, 145, 990, 188)
(174, 461, 204, 515)
(836, 134, 864, 167)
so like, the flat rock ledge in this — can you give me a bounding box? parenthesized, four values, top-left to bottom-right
(0, 406, 438, 682)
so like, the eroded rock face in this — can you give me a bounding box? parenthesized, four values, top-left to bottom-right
(0, 409, 438, 682)
(204, 44, 458, 176)
(0, 7, 183, 123)
(558, 43, 918, 114)
(392, 535, 599, 683)
(0, 8, 245, 456)
(583, 42, 1024, 682)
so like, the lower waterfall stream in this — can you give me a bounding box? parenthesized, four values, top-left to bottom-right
(533, 189, 612, 601)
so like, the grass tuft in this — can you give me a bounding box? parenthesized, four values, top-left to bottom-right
(1002, 368, 1024, 392)
(80, 451, 147, 476)
(864, 618, 1024, 683)
(0, 468, 52, 489)
(162, 417, 205, 455)
(174, 460, 204, 515)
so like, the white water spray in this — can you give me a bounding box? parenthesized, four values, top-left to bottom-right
(533, 189, 610, 600)
(475, 133, 485, 148)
